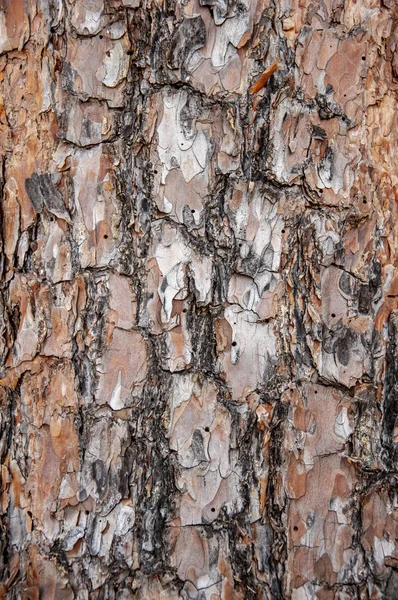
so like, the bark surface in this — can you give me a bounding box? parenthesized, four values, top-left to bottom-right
(0, 0, 398, 598)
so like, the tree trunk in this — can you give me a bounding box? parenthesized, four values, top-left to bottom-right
(0, 0, 398, 598)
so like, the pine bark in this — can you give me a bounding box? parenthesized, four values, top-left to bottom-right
(0, 0, 398, 598)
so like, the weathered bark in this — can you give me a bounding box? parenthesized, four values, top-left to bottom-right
(0, 0, 398, 598)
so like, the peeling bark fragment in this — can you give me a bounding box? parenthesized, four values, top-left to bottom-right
(25, 173, 71, 223)
(97, 327, 147, 409)
(0, 0, 29, 55)
(69, 0, 106, 36)
(216, 307, 277, 401)
(61, 97, 116, 147)
(284, 386, 361, 596)
(62, 24, 129, 107)
(70, 145, 121, 267)
(167, 374, 242, 525)
(250, 60, 279, 95)
(166, 16, 206, 72)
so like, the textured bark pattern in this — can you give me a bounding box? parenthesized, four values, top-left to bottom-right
(0, 0, 398, 599)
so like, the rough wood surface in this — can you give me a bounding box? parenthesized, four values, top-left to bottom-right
(0, 0, 398, 598)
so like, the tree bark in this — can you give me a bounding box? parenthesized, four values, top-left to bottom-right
(0, 0, 398, 598)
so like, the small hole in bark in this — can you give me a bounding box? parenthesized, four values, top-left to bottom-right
(85, 510, 89, 515)
(191, 209, 195, 213)
(211, 508, 215, 512)
(363, 199, 367, 204)
(103, 234, 108, 239)
(205, 427, 209, 432)
(99, 34, 103, 39)
(319, 189, 323, 194)
(154, 170, 158, 174)
(50, 217, 54, 221)
(127, 50, 134, 56)
(281, 229, 285, 233)
(314, 390, 318, 394)
(362, 56, 366, 60)
(293, 526, 298, 531)
(232, 341, 237, 347)
(182, 309, 187, 313)
(331, 313, 336, 318)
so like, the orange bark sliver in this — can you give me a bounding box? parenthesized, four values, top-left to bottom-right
(250, 60, 279, 95)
